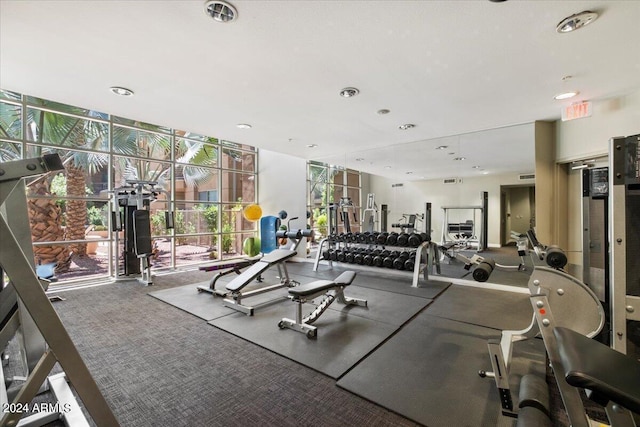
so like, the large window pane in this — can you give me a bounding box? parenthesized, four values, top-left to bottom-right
(112, 156, 171, 189)
(112, 126, 171, 161)
(175, 166, 218, 202)
(26, 108, 109, 150)
(0, 90, 21, 102)
(0, 101, 22, 140)
(221, 171, 255, 203)
(175, 138, 218, 166)
(0, 141, 21, 162)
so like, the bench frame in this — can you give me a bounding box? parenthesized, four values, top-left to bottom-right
(278, 272, 367, 338)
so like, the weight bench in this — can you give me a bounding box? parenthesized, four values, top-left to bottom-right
(196, 255, 262, 296)
(278, 271, 367, 339)
(223, 249, 297, 316)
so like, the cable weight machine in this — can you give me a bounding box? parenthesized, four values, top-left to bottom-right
(107, 180, 172, 286)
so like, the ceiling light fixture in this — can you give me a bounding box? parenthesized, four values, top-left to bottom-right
(405, 171, 413, 175)
(339, 87, 359, 98)
(472, 165, 481, 169)
(236, 123, 251, 129)
(398, 124, 416, 130)
(556, 11, 598, 33)
(377, 109, 390, 115)
(453, 157, 466, 161)
(384, 166, 392, 169)
(307, 144, 317, 148)
(436, 145, 448, 150)
(554, 91, 579, 100)
(109, 86, 134, 97)
(355, 158, 364, 161)
(204, 0, 238, 23)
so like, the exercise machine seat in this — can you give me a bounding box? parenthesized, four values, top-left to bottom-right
(288, 271, 356, 298)
(225, 249, 296, 292)
(554, 326, 640, 413)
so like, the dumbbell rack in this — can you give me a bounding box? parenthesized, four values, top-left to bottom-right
(313, 232, 441, 287)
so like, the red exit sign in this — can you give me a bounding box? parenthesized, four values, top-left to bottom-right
(562, 101, 592, 121)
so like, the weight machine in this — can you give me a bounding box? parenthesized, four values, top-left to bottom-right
(0, 154, 118, 426)
(106, 180, 171, 286)
(441, 191, 488, 253)
(361, 193, 378, 233)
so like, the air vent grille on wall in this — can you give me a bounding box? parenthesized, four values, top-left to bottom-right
(443, 178, 457, 184)
(519, 173, 535, 180)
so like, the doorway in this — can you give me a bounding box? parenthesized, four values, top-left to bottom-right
(500, 185, 535, 246)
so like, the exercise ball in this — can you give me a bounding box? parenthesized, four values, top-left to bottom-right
(243, 204, 263, 222)
(243, 237, 261, 257)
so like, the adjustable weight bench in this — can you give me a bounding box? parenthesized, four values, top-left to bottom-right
(278, 271, 367, 339)
(197, 255, 262, 296)
(223, 249, 297, 316)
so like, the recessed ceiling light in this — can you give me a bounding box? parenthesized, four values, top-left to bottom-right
(453, 157, 466, 161)
(448, 152, 455, 155)
(377, 109, 390, 115)
(472, 165, 481, 169)
(405, 171, 413, 175)
(384, 166, 392, 169)
(236, 123, 252, 129)
(482, 171, 490, 175)
(339, 87, 359, 98)
(109, 86, 134, 97)
(436, 145, 448, 150)
(355, 158, 364, 161)
(554, 91, 579, 100)
(556, 11, 598, 33)
(204, 0, 238, 23)
(307, 144, 318, 148)
(398, 124, 416, 130)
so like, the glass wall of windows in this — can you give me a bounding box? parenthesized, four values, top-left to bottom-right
(307, 161, 361, 241)
(0, 89, 258, 283)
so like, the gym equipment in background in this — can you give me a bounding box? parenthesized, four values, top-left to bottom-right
(609, 134, 640, 355)
(106, 180, 170, 286)
(479, 267, 604, 423)
(0, 154, 119, 426)
(525, 229, 568, 270)
(361, 193, 378, 233)
(391, 213, 424, 234)
(278, 270, 367, 338)
(440, 191, 488, 253)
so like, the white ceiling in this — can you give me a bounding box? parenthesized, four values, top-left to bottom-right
(1, 1, 639, 181)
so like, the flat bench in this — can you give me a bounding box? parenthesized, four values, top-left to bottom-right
(278, 271, 367, 338)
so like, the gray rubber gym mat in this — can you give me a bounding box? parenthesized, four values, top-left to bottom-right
(425, 284, 533, 331)
(328, 285, 432, 326)
(286, 262, 451, 299)
(149, 282, 292, 321)
(208, 288, 407, 379)
(337, 313, 545, 427)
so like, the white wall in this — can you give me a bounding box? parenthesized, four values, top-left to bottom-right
(369, 173, 532, 247)
(556, 90, 640, 162)
(258, 149, 308, 258)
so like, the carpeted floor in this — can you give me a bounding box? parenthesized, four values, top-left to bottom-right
(8, 260, 586, 426)
(47, 269, 421, 427)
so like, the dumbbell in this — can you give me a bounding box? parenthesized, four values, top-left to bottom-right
(376, 232, 388, 245)
(473, 258, 496, 282)
(404, 257, 415, 271)
(336, 250, 346, 263)
(367, 232, 377, 244)
(373, 253, 384, 267)
(354, 252, 364, 264)
(323, 249, 331, 260)
(397, 233, 409, 246)
(345, 251, 355, 263)
(386, 232, 398, 246)
(363, 253, 374, 266)
(329, 250, 338, 261)
(393, 252, 411, 270)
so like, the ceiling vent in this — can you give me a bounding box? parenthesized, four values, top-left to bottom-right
(443, 178, 458, 185)
(519, 173, 535, 180)
(204, 1, 237, 23)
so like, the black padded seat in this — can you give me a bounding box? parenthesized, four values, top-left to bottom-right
(288, 271, 356, 298)
(554, 326, 640, 413)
